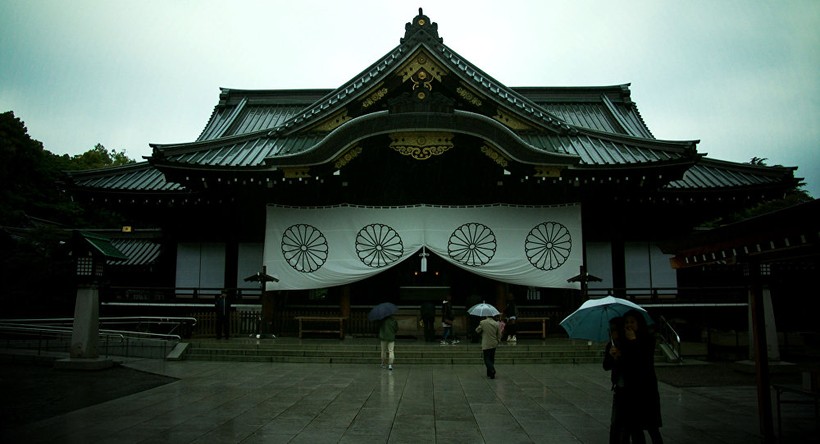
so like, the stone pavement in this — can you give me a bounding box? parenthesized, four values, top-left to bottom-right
(2, 352, 816, 444)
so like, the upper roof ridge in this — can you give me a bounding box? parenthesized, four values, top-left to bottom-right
(401, 8, 442, 45)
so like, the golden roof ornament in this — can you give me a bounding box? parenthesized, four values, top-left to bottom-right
(402, 8, 442, 44)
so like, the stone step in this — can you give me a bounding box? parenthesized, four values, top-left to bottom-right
(183, 353, 603, 365)
(182, 338, 605, 364)
(184, 351, 602, 361)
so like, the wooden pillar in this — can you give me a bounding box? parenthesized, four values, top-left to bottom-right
(746, 288, 780, 361)
(611, 237, 626, 298)
(341, 285, 351, 318)
(261, 291, 274, 334)
(495, 281, 506, 312)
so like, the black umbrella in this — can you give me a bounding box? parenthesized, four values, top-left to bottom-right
(368, 302, 398, 321)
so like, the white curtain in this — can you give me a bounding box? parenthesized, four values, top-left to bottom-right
(264, 204, 582, 290)
(175, 242, 225, 295)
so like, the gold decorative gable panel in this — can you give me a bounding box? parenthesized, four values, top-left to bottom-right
(389, 132, 454, 160)
(480, 145, 509, 167)
(283, 167, 311, 178)
(334, 146, 363, 169)
(396, 50, 449, 83)
(493, 108, 533, 131)
(361, 84, 388, 109)
(533, 166, 563, 177)
(456, 84, 484, 107)
(309, 110, 351, 132)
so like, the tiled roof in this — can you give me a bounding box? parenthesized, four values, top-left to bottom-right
(156, 13, 682, 172)
(665, 158, 797, 190)
(521, 134, 688, 166)
(67, 11, 795, 197)
(67, 162, 184, 192)
(196, 89, 329, 141)
(156, 134, 325, 168)
(78, 231, 129, 260)
(109, 238, 161, 266)
(536, 96, 653, 139)
(192, 86, 652, 147)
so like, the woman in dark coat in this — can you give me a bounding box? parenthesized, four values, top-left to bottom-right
(502, 293, 518, 342)
(619, 309, 663, 443)
(603, 316, 625, 444)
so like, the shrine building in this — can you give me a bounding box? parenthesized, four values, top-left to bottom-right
(66, 10, 803, 339)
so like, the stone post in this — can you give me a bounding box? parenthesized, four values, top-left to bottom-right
(70, 286, 100, 359)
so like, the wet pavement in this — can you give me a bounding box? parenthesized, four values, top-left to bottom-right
(2, 355, 816, 443)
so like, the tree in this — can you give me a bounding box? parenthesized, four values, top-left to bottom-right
(0, 111, 136, 226)
(1, 111, 138, 313)
(65, 143, 134, 170)
(0, 111, 64, 225)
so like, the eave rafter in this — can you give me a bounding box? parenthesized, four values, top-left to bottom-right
(663, 200, 820, 269)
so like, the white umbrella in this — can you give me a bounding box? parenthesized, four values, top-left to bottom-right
(467, 302, 500, 317)
(559, 296, 653, 342)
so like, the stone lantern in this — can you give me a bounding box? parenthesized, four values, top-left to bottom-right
(57, 231, 128, 369)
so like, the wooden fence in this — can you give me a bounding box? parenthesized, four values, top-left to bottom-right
(188, 306, 569, 339)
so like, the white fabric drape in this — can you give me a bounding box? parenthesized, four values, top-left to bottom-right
(264, 204, 582, 290)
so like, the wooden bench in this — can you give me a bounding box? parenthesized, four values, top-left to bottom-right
(514, 317, 550, 339)
(294, 316, 347, 339)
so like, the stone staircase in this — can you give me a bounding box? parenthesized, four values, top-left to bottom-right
(182, 337, 604, 365)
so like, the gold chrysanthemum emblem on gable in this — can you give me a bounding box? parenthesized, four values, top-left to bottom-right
(396, 50, 448, 82)
(412, 68, 433, 93)
(389, 132, 454, 160)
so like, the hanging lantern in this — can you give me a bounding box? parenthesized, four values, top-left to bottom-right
(419, 246, 429, 272)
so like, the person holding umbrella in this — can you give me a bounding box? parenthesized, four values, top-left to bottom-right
(619, 309, 663, 443)
(369, 302, 399, 371)
(469, 301, 502, 379)
(603, 316, 626, 444)
(378, 314, 398, 371)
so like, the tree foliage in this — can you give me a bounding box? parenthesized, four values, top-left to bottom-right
(702, 188, 813, 228)
(64, 143, 134, 171)
(0, 111, 135, 227)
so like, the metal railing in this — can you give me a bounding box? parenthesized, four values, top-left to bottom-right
(0, 316, 195, 337)
(656, 315, 682, 363)
(586, 286, 748, 306)
(0, 316, 196, 359)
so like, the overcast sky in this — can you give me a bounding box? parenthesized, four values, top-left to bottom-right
(2, 1, 818, 197)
